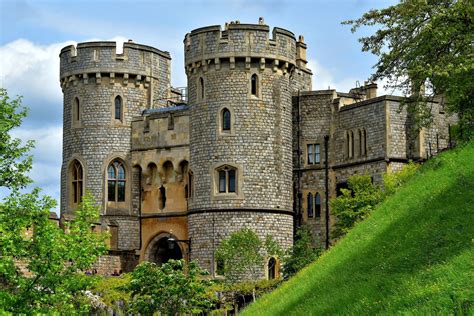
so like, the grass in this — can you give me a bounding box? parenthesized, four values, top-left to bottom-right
(242, 142, 474, 315)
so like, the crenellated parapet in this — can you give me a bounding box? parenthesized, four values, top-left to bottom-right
(184, 20, 308, 75)
(59, 41, 171, 91)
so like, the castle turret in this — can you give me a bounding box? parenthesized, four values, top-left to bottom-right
(59, 41, 171, 254)
(185, 21, 300, 277)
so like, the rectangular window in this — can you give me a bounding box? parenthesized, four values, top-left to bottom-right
(219, 170, 226, 193)
(228, 169, 236, 192)
(315, 144, 320, 163)
(307, 144, 314, 164)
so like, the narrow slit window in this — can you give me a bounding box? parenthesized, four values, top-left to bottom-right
(72, 160, 83, 204)
(73, 98, 80, 122)
(307, 193, 314, 218)
(315, 193, 321, 218)
(222, 108, 231, 131)
(199, 77, 204, 100)
(251, 74, 258, 96)
(114, 96, 122, 120)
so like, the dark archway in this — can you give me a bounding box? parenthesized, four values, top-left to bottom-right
(151, 237, 183, 265)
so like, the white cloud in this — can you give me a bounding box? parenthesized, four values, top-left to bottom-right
(308, 59, 358, 92)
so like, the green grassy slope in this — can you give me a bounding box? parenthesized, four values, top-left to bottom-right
(243, 143, 474, 315)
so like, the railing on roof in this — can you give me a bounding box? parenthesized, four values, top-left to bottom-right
(154, 87, 188, 107)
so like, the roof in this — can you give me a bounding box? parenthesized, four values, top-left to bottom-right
(142, 104, 189, 115)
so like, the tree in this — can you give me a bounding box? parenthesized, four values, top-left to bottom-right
(343, 0, 473, 139)
(282, 226, 322, 279)
(0, 89, 108, 313)
(0, 88, 34, 188)
(330, 175, 382, 239)
(127, 260, 214, 315)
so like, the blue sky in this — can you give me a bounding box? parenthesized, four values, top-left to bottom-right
(0, 0, 397, 210)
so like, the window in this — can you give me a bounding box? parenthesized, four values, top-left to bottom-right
(362, 128, 367, 156)
(358, 129, 362, 157)
(307, 192, 314, 218)
(350, 131, 354, 158)
(198, 77, 204, 100)
(168, 114, 174, 130)
(108, 160, 126, 202)
(73, 97, 80, 123)
(315, 193, 321, 218)
(222, 108, 231, 131)
(217, 165, 236, 194)
(114, 96, 122, 121)
(268, 257, 277, 280)
(216, 257, 225, 276)
(72, 160, 83, 204)
(251, 74, 258, 97)
(307, 144, 321, 165)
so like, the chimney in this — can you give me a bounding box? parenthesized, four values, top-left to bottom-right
(364, 82, 377, 99)
(296, 35, 307, 69)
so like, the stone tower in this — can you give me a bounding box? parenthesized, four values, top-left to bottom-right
(184, 21, 306, 276)
(59, 41, 171, 255)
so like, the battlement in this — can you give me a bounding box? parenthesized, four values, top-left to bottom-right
(59, 41, 171, 90)
(184, 19, 307, 74)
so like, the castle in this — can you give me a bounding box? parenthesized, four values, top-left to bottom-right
(59, 20, 455, 278)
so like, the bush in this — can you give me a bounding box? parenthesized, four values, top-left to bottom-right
(383, 162, 419, 196)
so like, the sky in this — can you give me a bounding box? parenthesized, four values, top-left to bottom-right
(0, 0, 397, 211)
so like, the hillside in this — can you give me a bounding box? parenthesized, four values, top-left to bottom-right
(243, 142, 474, 315)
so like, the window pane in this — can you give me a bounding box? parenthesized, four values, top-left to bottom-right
(108, 166, 115, 179)
(115, 96, 121, 120)
(118, 165, 125, 180)
(73, 182, 78, 203)
(315, 144, 320, 163)
(307, 144, 314, 164)
(228, 169, 236, 192)
(315, 193, 321, 218)
(223, 109, 231, 131)
(118, 181, 126, 202)
(219, 170, 226, 193)
(108, 180, 116, 201)
(307, 193, 313, 217)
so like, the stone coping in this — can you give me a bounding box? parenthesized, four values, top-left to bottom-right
(60, 41, 171, 59)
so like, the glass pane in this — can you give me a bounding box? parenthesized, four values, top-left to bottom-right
(307, 193, 313, 217)
(118, 181, 126, 202)
(118, 165, 125, 180)
(219, 170, 226, 193)
(115, 96, 121, 120)
(315, 193, 321, 218)
(307, 144, 314, 164)
(77, 164, 83, 180)
(315, 144, 320, 163)
(108, 181, 116, 201)
(108, 166, 115, 179)
(73, 182, 78, 203)
(228, 169, 236, 192)
(223, 109, 231, 131)
(78, 181, 83, 202)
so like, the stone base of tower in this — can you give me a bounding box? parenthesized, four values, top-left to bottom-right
(188, 211, 293, 279)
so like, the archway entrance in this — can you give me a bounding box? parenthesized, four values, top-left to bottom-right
(146, 234, 183, 265)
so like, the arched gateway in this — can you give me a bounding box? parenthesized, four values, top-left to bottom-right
(145, 233, 183, 265)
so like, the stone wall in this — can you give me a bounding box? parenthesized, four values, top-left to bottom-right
(188, 211, 293, 277)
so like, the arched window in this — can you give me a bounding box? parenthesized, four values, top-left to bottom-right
(349, 131, 354, 158)
(358, 129, 362, 157)
(72, 160, 83, 204)
(268, 257, 277, 280)
(108, 160, 126, 202)
(315, 193, 321, 218)
(346, 132, 350, 159)
(251, 74, 258, 96)
(307, 193, 314, 218)
(217, 165, 236, 193)
(114, 96, 122, 121)
(199, 77, 204, 100)
(73, 97, 80, 123)
(362, 128, 367, 156)
(222, 108, 231, 131)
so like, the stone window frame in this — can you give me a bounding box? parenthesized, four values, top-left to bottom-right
(210, 162, 244, 201)
(303, 190, 323, 221)
(103, 154, 131, 213)
(345, 130, 355, 160)
(266, 256, 280, 280)
(71, 96, 82, 128)
(216, 105, 235, 137)
(197, 76, 205, 101)
(110, 94, 127, 126)
(248, 72, 261, 100)
(67, 156, 87, 212)
(214, 256, 225, 278)
(303, 140, 322, 166)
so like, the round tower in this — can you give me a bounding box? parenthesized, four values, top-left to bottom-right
(185, 21, 296, 277)
(59, 41, 171, 251)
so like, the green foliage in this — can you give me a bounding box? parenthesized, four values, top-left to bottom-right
(330, 175, 382, 238)
(215, 229, 265, 283)
(343, 0, 474, 139)
(282, 226, 322, 279)
(91, 274, 131, 309)
(383, 162, 419, 196)
(242, 142, 474, 315)
(0, 88, 34, 189)
(0, 192, 108, 313)
(127, 259, 214, 315)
